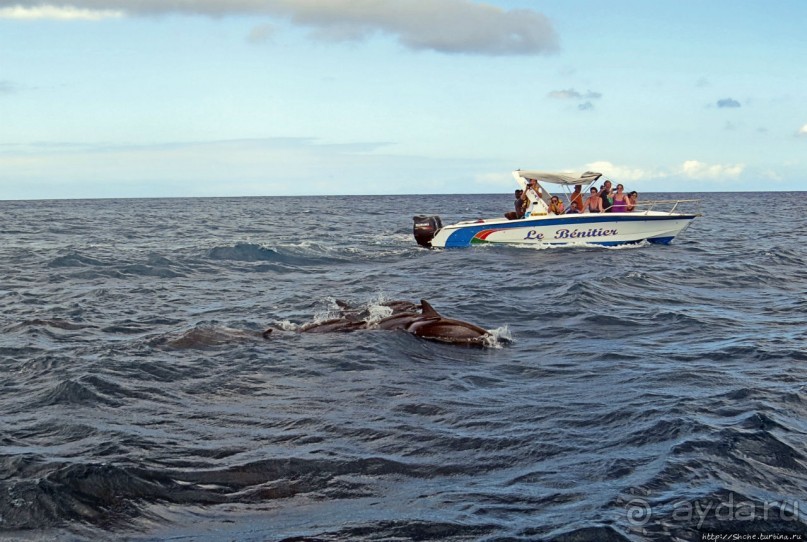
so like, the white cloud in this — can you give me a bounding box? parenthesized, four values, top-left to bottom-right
(548, 88, 602, 111)
(584, 161, 655, 182)
(0, 0, 559, 56)
(797, 123, 807, 137)
(247, 22, 277, 44)
(578, 159, 758, 187)
(0, 5, 122, 20)
(547, 89, 580, 100)
(761, 170, 782, 182)
(473, 171, 512, 187)
(680, 160, 744, 180)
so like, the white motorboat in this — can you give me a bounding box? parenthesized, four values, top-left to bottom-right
(413, 170, 700, 248)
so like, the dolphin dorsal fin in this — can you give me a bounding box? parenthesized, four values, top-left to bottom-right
(420, 299, 441, 318)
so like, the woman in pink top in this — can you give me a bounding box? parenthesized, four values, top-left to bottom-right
(610, 184, 630, 213)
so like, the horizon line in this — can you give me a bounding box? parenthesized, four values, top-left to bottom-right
(1, 189, 804, 203)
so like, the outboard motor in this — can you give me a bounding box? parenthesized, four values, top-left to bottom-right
(413, 215, 442, 248)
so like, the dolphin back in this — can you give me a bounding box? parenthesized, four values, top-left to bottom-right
(420, 299, 441, 318)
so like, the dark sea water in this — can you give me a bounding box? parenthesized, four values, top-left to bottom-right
(1, 192, 805, 542)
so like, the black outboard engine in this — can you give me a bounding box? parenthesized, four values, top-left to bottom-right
(413, 215, 442, 248)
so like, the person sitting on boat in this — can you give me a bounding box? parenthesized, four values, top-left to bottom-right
(610, 184, 629, 212)
(585, 186, 603, 213)
(566, 200, 582, 214)
(599, 180, 613, 212)
(515, 189, 526, 218)
(548, 196, 565, 215)
(569, 184, 584, 213)
(627, 191, 639, 212)
(505, 189, 526, 220)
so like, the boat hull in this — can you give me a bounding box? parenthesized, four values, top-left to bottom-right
(428, 212, 697, 248)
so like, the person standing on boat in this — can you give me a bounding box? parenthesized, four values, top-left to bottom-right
(611, 184, 629, 212)
(522, 178, 548, 216)
(585, 186, 604, 213)
(570, 184, 584, 213)
(524, 178, 542, 199)
(599, 180, 613, 212)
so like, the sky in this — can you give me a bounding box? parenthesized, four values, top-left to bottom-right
(1, 0, 806, 199)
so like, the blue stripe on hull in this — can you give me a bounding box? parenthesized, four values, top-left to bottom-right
(582, 236, 674, 247)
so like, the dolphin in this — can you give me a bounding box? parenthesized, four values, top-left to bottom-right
(291, 300, 422, 333)
(335, 299, 421, 322)
(381, 300, 421, 314)
(298, 318, 367, 333)
(374, 311, 423, 331)
(334, 300, 365, 322)
(262, 317, 365, 337)
(404, 300, 491, 346)
(165, 326, 267, 349)
(262, 299, 496, 347)
(370, 300, 431, 330)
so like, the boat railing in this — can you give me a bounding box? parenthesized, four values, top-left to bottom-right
(629, 198, 702, 215)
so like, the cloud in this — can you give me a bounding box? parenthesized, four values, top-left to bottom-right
(0, 0, 559, 56)
(0, 80, 18, 94)
(761, 170, 782, 182)
(247, 22, 277, 44)
(0, 138, 349, 198)
(548, 88, 601, 111)
(547, 89, 580, 99)
(0, 5, 122, 20)
(547, 88, 601, 100)
(797, 123, 807, 137)
(680, 160, 744, 180)
(716, 98, 741, 108)
(473, 171, 513, 187)
(584, 160, 746, 184)
(0, 137, 515, 198)
(585, 161, 657, 182)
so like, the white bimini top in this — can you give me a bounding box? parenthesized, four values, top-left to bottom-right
(513, 170, 603, 186)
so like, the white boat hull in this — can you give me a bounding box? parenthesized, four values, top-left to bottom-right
(427, 212, 696, 248)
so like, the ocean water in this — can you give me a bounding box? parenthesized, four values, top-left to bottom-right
(0, 192, 805, 542)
